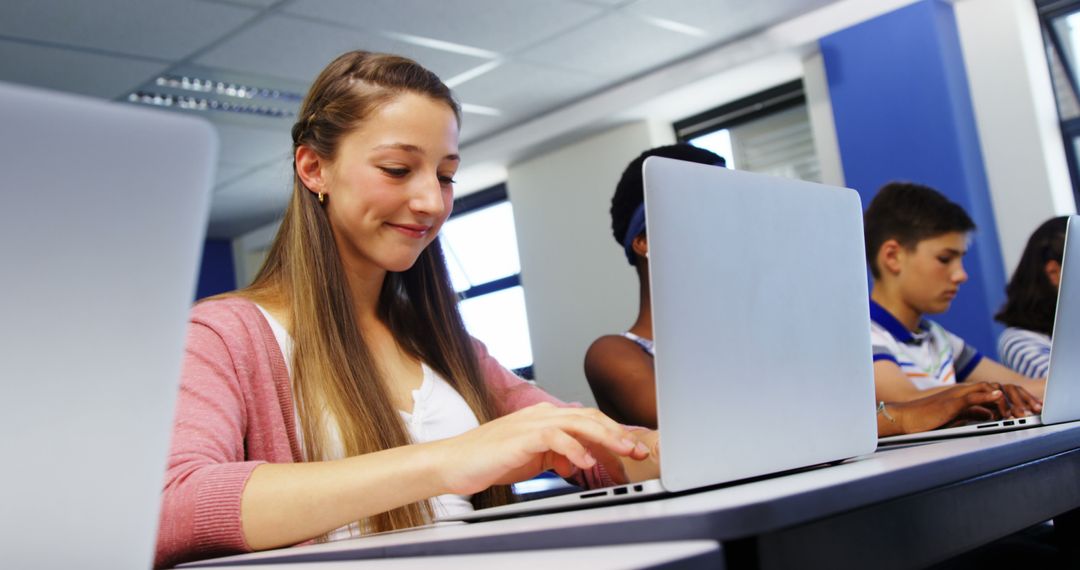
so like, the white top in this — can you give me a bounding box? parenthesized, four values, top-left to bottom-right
(255, 306, 476, 541)
(869, 301, 983, 391)
(998, 327, 1052, 379)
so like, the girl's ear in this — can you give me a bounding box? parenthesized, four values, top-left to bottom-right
(295, 145, 328, 199)
(1046, 259, 1063, 288)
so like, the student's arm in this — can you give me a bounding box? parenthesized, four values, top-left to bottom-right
(873, 359, 956, 402)
(584, 336, 658, 429)
(964, 359, 1045, 414)
(242, 403, 647, 550)
(475, 338, 657, 488)
(877, 383, 1006, 437)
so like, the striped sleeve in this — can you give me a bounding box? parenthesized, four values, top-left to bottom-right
(869, 326, 899, 364)
(998, 328, 1052, 379)
(943, 327, 982, 382)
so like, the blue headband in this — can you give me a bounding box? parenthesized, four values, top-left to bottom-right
(622, 203, 647, 265)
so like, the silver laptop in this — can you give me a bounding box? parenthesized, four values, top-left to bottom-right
(0, 81, 215, 568)
(441, 156, 878, 521)
(879, 214, 1080, 445)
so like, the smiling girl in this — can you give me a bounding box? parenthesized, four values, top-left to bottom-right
(155, 51, 657, 569)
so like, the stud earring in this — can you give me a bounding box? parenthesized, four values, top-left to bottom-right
(318, 192, 325, 204)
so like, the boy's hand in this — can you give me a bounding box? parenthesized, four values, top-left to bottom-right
(997, 384, 1042, 418)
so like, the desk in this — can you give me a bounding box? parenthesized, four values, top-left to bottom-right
(185, 422, 1080, 570)
(217, 541, 721, 570)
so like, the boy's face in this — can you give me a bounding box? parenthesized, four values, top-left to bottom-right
(895, 231, 970, 315)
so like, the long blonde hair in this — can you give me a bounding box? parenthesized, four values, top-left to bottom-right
(242, 51, 511, 535)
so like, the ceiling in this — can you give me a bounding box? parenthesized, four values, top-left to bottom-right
(0, 0, 841, 238)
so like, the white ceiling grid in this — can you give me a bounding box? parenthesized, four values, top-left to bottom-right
(0, 0, 835, 237)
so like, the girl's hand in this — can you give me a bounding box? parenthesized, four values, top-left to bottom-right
(431, 403, 651, 496)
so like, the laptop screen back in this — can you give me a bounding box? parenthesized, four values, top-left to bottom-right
(0, 81, 215, 568)
(644, 157, 877, 492)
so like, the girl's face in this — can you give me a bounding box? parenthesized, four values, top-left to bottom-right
(321, 92, 459, 276)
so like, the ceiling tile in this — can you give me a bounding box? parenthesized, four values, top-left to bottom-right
(195, 14, 488, 84)
(0, 0, 257, 60)
(459, 113, 509, 145)
(284, 0, 604, 53)
(454, 62, 609, 123)
(211, 123, 292, 169)
(202, 0, 280, 8)
(516, 11, 710, 79)
(208, 163, 292, 236)
(631, 0, 835, 38)
(0, 39, 169, 99)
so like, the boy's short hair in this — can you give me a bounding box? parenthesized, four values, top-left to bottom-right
(864, 181, 976, 279)
(611, 144, 725, 264)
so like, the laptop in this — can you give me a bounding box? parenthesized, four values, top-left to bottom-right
(0, 81, 215, 568)
(879, 214, 1080, 445)
(440, 156, 878, 522)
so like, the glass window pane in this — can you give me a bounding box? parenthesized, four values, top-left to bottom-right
(690, 129, 736, 169)
(439, 238, 472, 293)
(441, 202, 521, 288)
(458, 286, 533, 370)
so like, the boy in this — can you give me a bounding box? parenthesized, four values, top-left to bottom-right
(864, 182, 1045, 416)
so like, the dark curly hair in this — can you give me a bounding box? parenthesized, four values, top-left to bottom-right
(995, 216, 1069, 335)
(610, 143, 726, 263)
(863, 181, 976, 279)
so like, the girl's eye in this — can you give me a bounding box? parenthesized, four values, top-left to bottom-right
(438, 175, 457, 185)
(938, 256, 951, 264)
(380, 167, 409, 178)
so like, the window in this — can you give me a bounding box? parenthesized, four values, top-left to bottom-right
(1038, 0, 1080, 204)
(442, 184, 534, 377)
(673, 80, 822, 182)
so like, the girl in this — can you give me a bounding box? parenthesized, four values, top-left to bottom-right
(995, 216, 1069, 379)
(155, 51, 658, 568)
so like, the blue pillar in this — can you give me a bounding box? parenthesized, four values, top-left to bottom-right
(195, 239, 236, 300)
(821, 0, 1005, 357)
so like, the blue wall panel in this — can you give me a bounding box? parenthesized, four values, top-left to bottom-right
(195, 239, 236, 300)
(821, 0, 1005, 357)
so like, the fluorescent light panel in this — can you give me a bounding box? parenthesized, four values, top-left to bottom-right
(154, 75, 303, 102)
(127, 91, 295, 118)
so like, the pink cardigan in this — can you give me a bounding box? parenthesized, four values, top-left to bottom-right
(155, 297, 614, 568)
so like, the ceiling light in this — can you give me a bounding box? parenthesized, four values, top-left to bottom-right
(127, 91, 295, 118)
(637, 15, 708, 38)
(460, 103, 502, 117)
(153, 75, 303, 102)
(445, 60, 503, 88)
(385, 32, 499, 59)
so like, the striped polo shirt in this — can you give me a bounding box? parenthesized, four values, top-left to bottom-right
(869, 300, 983, 391)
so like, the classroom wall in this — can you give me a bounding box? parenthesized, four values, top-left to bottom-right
(953, 0, 1077, 276)
(507, 120, 675, 405)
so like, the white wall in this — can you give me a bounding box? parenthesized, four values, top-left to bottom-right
(955, 0, 1077, 276)
(507, 120, 674, 405)
(802, 51, 846, 188)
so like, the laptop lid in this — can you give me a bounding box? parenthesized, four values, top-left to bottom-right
(644, 157, 877, 493)
(1041, 215, 1080, 424)
(0, 82, 215, 568)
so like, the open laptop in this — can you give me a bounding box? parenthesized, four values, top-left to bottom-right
(441, 156, 878, 522)
(0, 81, 215, 568)
(879, 214, 1080, 445)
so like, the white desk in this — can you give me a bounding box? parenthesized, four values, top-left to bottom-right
(220, 541, 721, 570)
(184, 422, 1080, 569)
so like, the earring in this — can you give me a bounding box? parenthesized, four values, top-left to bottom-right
(318, 192, 325, 204)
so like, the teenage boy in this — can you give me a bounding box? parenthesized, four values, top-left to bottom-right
(864, 182, 1045, 417)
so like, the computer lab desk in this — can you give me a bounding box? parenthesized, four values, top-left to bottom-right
(183, 421, 1080, 570)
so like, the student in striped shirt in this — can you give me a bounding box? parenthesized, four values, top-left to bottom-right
(864, 182, 1045, 419)
(995, 216, 1068, 379)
